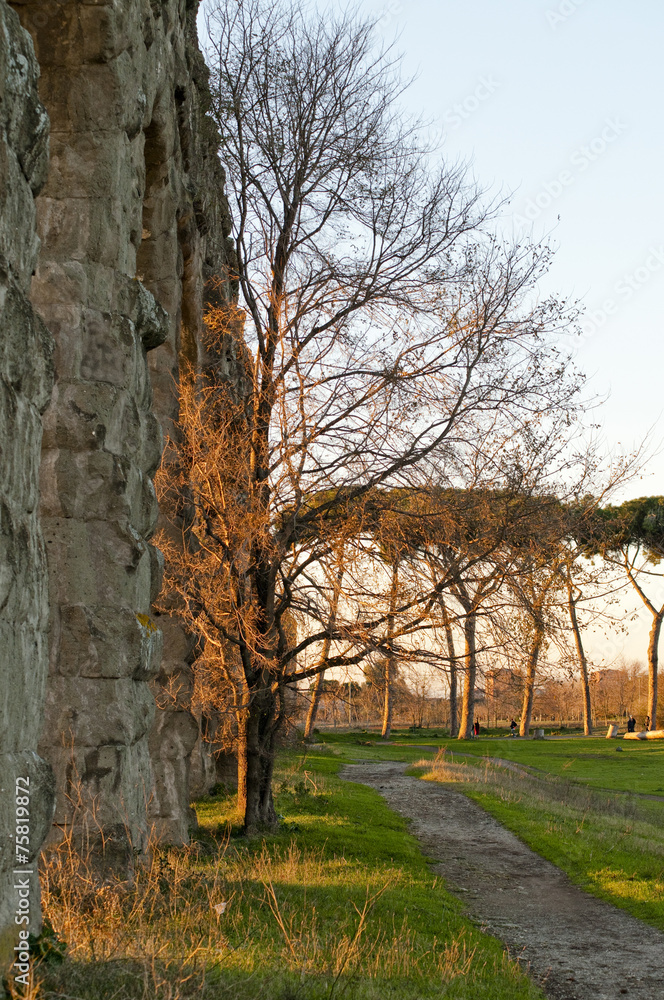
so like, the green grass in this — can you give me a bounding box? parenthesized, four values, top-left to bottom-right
(37, 726, 663, 998)
(34, 747, 543, 1000)
(307, 729, 446, 765)
(427, 735, 664, 796)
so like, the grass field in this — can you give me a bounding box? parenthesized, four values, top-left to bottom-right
(419, 734, 664, 796)
(310, 730, 664, 932)
(32, 746, 543, 1000)
(320, 730, 664, 795)
(318, 727, 664, 796)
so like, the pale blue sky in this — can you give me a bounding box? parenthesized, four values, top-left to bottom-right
(352, 0, 664, 500)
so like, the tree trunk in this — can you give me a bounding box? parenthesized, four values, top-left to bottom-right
(304, 668, 326, 739)
(457, 611, 476, 740)
(303, 564, 343, 739)
(621, 551, 664, 732)
(439, 597, 458, 737)
(568, 582, 592, 735)
(241, 682, 279, 833)
(647, 612, 663, 729)
(236, 707, 249, 813)
(304, 631, 334, 740)
(381, 561, 399, 740)
(520, 625, 545, 737)
(449, 656, 458, 737)
(381, 656, 395, 739)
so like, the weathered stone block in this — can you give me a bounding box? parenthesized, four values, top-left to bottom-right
(46, 739, 153, 848)
(0, 152, 40, 284)
(0, 382, 44, 512)
(0, 267, 54, 408)
(80, 308, 134, 386)
(154, 613, 197, 666)
(0, 9, 48, 193)
(126, 277, 170, 351)
(46, 130, 132, 201)
(147, 706, 198, 845)
(188, 733, 218, 799)
(51, 605, 162, 681)
(0, 623, 47, 754)
(43, 675, 155, 748)
(43, 515, 154, 609)
(41, 381, 121, 453)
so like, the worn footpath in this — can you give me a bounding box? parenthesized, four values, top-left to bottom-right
(342, 761, 664, 1000)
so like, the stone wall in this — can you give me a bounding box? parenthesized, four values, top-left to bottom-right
(10, 0, 239, 854)
(0, 0, 54, 970)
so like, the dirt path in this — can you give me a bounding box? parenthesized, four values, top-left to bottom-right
(342, 760, 664, 1000)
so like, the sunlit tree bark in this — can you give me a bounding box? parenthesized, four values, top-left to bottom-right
(566, 572, 593, 735)
(438, 596, 458, 737)
(381, 560, 400, 740)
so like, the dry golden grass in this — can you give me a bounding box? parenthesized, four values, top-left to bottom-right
(31, 815, 480, 999)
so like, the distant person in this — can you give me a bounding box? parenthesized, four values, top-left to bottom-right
(627, 715, 636, 733)
(645, 716, 651, 731)
(510, 719, 517, 737)
(473, 719, 480, 736)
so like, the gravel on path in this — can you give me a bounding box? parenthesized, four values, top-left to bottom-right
(342, 760, 664, 1000)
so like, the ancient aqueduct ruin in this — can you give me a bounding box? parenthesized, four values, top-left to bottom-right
(0, 0, 241, 969)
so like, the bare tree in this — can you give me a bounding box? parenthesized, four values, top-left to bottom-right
(558, 540, 625, 735)
(155, 0, 589, 830)
(384, 486, 571, 739)
(510, 560, 562, 737)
